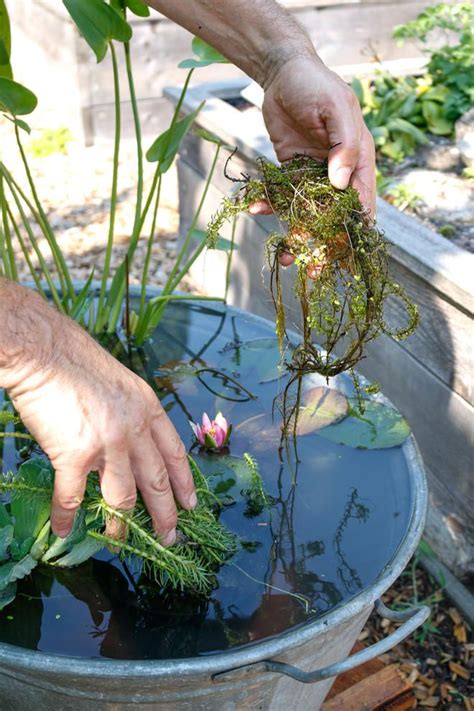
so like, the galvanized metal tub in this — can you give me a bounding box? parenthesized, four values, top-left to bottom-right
(0, 292, 429, 710)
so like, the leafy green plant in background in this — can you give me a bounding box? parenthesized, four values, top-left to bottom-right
(352, 2, 474, 163)
(0, 0, 235, 343)
(28, 127, 73, 159)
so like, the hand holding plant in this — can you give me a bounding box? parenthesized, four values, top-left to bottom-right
(0, 280, 196, 544)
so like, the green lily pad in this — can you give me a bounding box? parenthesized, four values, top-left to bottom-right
(318, 399, 411, 449)
(191, 452, 255, 500)
(292, 387, 349, 436)
(0, 554, 37, 591)
(221, 338, 285, 384)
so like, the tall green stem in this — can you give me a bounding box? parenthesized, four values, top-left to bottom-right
(124, 39, 143, 233)
(95, 41, 121, 333)
(14, 124, 73, 301)
(138, 174, 162, 319)
(163, 143, 221, 296)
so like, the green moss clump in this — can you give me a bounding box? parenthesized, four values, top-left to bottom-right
(207, 155, 418, 382)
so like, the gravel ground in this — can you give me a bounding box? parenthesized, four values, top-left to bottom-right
(0, 125, 188, 290)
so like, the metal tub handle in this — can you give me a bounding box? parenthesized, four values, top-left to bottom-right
(213, 599, 430, 685)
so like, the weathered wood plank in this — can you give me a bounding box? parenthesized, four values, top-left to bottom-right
(322, 664, 415, 710)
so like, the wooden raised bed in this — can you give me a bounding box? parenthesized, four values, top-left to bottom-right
(167, 78, 474, 580)
(10, 0, 431, 143)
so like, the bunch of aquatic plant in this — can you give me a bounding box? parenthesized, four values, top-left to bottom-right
(0, 0, 235, 344)
(0, 454, 238, 610)
(207, 155, 418, 393)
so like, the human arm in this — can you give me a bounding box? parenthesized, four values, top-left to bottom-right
(145, 0, 376, 216)
(0, 278, 196, 542)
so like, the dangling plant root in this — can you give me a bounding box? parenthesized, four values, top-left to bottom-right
(207, 155, 419, 428)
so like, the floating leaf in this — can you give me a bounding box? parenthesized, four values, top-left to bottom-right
(291, 387, 349, 436)
(0, 582, 16, 610)
(0, 77, 37, 115)
(52, 535, 104, 567)
(191, 452, 255, 500)
(220, 338, 285, 384)
(178, 37, 229, 69)
(42, 509, 88, 563)
(234, 413, 282, 452)
(0, 524, 13, 561)
(146, 102, 204, 172)
(0, 503, 10, 528)
(63, 0, 132, 63)
(0, 554, 37, 591)
(318, 399, 411, 449)
(11, 458, 53, 543)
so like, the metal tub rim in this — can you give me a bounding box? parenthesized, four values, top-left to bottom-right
(0, 289, 428, 681)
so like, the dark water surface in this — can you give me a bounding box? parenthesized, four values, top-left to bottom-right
(0, 301, 414, 659)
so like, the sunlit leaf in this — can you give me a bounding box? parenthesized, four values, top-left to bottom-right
(11, 458, 53, 543)
(0, 524, 13, 561)
(0, 554, 37, 591)
(125, 0, 150, 16)
(291, 387, 349, 436)
(318, 399, 411, 449)
(146, 102, 204, 172)
(0, 78, 37, 115)
(52, 535, 103, 567)
(178, 37, 229, 69)
(42, 508, 88, 563)
(63, 0, 132, 63)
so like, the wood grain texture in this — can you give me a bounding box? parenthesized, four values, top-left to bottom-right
(322, 664, 416, 711)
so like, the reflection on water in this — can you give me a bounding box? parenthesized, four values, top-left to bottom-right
(0, 301, 413, 659)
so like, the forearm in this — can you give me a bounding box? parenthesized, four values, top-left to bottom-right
(145, 0, 319, 87)
(0, 279, 57, 395)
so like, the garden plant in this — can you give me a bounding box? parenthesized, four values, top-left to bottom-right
(0, 0, 419, 623)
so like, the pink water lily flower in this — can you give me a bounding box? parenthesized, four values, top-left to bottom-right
(190, 412, 232, 450)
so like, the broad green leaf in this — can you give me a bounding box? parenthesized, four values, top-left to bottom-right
(126, 0, 150, 16)
(63, 0, 132, 63)
(10, 536, 34, 561)
(0, 581, 16, 610)
(423, 84, 450, 103)
(146, 102, 204, 172)
(0, 78, 38, 115)
(41, 509, 87, 563)
(178, 37, 229, 69)
(11, 458, 53, 543)
(0, 554, 37, 591)
(387, 117, 428, 144)
(0, 0, 12, 79)
(194, 127, 233, 149)
(13, 118, 31, 133)
(422, 101, 452, 135)
(192, 228, 238, 252)
(0, 524, 13, 561)
(52, 535, 103, 567)
(30, 520, 51, 560)
(0, 503, 10, 528)
(291, 387, 349, 436)
(318, 399, 411, 449)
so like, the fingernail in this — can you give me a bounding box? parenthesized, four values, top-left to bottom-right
(331, 166, 351, 190)
(55, 528, 70, 539)
(188, 491, 198, 509)
(162, 528, 176, 546)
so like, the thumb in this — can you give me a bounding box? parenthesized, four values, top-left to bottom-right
(325, 112, 361, 191)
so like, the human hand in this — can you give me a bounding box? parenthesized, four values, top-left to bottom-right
(252, 54, 376, 269)
(6, 309, 195, 544)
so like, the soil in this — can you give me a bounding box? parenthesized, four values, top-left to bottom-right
(381, 135, 474, 253)
(364, 559, 473, 709)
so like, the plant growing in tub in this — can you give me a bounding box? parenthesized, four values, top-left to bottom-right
(0, 0, 417, 610)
